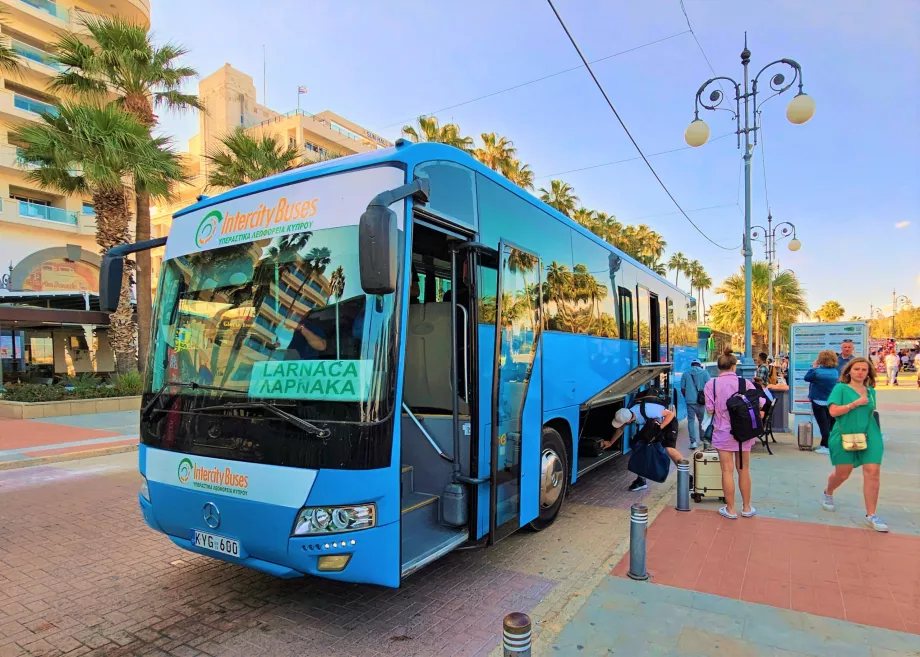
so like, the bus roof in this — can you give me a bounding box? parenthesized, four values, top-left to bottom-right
(173, 141, 691, 297)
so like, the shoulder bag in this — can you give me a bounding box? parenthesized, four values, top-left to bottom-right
(703, 381, 716, 443)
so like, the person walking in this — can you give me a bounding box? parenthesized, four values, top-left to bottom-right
(804, 350, 840, 455)
(914, 351, 920, 388)
(756, 352, 770, 382)
(821, 357, 887, 532)
(680, 359, 711, 449)
(704, 349, 764, 519)
(884, 351, 900, 386)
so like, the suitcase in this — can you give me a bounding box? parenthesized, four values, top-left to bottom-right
(579, 438, 604, 458)
(797, 422, 813, 451)
(691, 450, 725, 503)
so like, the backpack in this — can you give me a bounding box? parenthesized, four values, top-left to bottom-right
(684, 368, 706, 405)
(724, 376, 764, 466)
(633, 402, 663, 445)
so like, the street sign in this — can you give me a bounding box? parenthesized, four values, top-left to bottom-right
(789, 321, 869, 416)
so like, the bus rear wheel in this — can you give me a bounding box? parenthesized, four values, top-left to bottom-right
(528, 427, 568, 531)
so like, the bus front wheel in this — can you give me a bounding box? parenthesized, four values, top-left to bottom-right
(528, 427, 568, 531)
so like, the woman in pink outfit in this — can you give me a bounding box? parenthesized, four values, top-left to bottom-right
(704, 349, 764, 520)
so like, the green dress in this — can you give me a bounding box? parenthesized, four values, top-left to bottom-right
(827, 384, 883, 467)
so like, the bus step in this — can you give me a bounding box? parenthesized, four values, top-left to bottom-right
(401, 491, 437, 515)
(401, 465, 413, 496)
(401, 522, 468, 579)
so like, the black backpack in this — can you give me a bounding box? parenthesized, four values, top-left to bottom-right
(633, 401, 664, 445)
(725, 376, 765, 460)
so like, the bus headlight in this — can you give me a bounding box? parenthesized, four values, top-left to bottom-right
(292, 504, 376, 536)
(139, 477, 150, 502)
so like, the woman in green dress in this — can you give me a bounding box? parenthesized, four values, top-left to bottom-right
(821, 357, 887, 532)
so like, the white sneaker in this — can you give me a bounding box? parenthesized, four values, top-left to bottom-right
(689, 441, 699, 449)
(814, 446, 830, 455)
(822, 492, 835, 512)
(866, 515, 889, 532)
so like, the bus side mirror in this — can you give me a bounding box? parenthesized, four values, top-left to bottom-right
(358, 205, 397, 295)
(99, 253, 125, 312)
(358, 177, 430, 296)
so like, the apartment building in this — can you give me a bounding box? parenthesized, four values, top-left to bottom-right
(149, 63, 392, 296)
(0, 0, 149, 385)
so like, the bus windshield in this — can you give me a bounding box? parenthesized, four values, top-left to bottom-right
(143, 225, 400, 470)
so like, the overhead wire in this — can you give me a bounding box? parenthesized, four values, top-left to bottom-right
(536, 131, 734, 179)
(543, 0, 740, 251)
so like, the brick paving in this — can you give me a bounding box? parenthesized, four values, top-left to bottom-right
(0, 413, 139, 469)
(612, 507, 920, 634)
(0, 425, 684, 656)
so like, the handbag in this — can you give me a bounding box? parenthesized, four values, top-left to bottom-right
(627, 441, 671, 483)
(840, 389, 871, 451)
(841, 433, 867, 451)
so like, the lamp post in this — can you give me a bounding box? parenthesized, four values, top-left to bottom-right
(892, 292, 911, 338)
(685, 34, 815, 372)
(752, 212, 800, 359)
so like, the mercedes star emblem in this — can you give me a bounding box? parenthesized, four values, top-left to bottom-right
(202, 502, 220, 529)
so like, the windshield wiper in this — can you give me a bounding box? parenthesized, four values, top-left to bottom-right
(195, 401, 332, 439)
(141, 381, 244, 421)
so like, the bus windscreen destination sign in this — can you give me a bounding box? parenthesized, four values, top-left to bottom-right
(248, 360, 373, 401)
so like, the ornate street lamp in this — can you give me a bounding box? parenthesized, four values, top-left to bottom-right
(752, 212, 800, 358)
(685, 33, 814, 371)
(892, 292, 911, 338)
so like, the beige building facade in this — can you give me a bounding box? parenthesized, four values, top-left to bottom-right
(0, 0, 149, 385)
(149, 63, 391, 296)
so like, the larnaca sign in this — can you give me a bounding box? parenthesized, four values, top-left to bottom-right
(248, 359, 373, 402)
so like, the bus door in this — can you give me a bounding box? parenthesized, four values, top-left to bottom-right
(489, 242, 542, 543)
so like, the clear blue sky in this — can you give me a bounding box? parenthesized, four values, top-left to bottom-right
(152, 0, 920, 318)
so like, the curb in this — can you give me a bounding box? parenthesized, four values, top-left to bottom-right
(0, 443, 138, 471)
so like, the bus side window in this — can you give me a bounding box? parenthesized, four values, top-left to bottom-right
(618, 287, 633, 340)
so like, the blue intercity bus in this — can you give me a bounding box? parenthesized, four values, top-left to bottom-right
(100, 141, 697, 588)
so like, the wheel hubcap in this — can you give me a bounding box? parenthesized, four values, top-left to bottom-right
(540, 448, 564, 509)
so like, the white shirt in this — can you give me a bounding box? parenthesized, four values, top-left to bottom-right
(885, 354, 900, 368)
(629, 401, 665, 427)
(915, 354, 920, 368)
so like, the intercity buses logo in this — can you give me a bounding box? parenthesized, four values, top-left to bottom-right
(175, 457, 250, 497)
(195, 210, 222, 248)
(193, 196, 319, 250)
(177, 457, 194, 483)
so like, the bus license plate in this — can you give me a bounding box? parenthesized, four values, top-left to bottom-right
(193, 531, 239, 558)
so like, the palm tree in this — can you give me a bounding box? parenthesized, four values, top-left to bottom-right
(401, 116, 473, 152)
(51, 16, 202, 372)
(12, 103, 184, 373)
(667, 252, 690, 287)
(205, 128, 300, 189)
(592, 212, 624, 248)
(538, 180, 578, 217)
(814, 301, 845, 322)
(689, 265, 711, 322)
(571, 208, 595, 230)
(0, 9, 23, 75)
(474, 132, 516, 172)
(708, 262, 809, 343)
(329, 266, 346, 359)
(500, 159, 534, 190)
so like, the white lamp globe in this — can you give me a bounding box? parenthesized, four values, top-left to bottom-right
(786, 93, 816, 125)
(684, 119, 710, 147)
(788, 238, 802, 252)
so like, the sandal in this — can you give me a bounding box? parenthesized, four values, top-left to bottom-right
(719, 506, 738, 520)
(741, 507, 757, 517)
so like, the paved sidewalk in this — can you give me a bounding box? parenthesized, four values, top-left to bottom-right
(0, 410, 138, 469)
(550, 388, 920, 655)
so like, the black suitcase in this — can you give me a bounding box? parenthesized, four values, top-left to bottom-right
(579, 438, 604, 458)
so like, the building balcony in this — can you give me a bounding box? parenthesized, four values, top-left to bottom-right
(0, 90, 58, 122)
(16, 0, 69, 22)
(0, 197, 96, 234)
(17, 199, 77, 225)
(10, 38, 65, 75)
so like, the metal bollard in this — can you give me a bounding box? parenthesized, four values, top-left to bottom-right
(627, 503, 649, 581)
(676, 459, 691, 512)
(502, 612, 532, 656)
